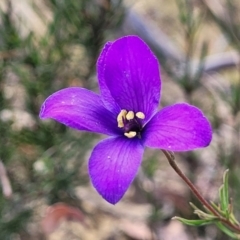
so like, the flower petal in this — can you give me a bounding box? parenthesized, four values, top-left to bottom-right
(97, 41, 120, 114)
(89, 137, 144, 204)
(39, 87, 120, 135)
(143, 103, 212, 151)
(97, 35, 161, 120)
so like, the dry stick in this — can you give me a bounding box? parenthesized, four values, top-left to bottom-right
(0, 160, 12, 198)
(162, 150, 240, 233)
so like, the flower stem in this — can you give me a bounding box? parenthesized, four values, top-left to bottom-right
(162, 150, 240, 233)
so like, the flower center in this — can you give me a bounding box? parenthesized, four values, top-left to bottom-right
(117, 109, 145, 138)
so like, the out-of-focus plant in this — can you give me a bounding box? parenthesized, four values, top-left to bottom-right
(175, 0, 208, 94)
(201, 0, 240, 117)
(1, 0, 240, 238)
(0, 0, 124, 238)
(164, 150, 240, 239)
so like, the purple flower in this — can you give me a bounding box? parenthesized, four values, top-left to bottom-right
(39, 36, 212, 204)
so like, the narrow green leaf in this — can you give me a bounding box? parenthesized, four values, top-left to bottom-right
(189, 202, 201, 211)
(219, 184, 227, 211)
(219, 170, 229, 213)
(215, 222, 240, 239)
(210, 201, 222, 213)
(194, 210, 218, 221)
(223, 169, 229, 210)
(173, 217, 213, 226)
(189, 202, 219, 220)
(209, 201, 230, 220)
(229, 212, 240, 225)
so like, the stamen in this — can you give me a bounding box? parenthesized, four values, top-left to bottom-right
(136, 112, 145, 119)
(117, 110, 127, 128)
(124, 131, 137, 138)
(118, 120, 124, 128)
(126, 111, 134, 120)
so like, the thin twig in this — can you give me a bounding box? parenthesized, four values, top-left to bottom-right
(162, 150, 240, 233)
(0, 160, 12, 198)
(199, 51, 240, 73)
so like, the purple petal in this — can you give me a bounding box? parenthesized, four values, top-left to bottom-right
(89, 137, 144, 204)
(143, 103, 212, 151)
(40, 87, 120, 135)
(97, 35, 161, 120)
(97, 41, 120, 114)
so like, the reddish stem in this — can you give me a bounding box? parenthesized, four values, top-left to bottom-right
(162, 150, 240, 233)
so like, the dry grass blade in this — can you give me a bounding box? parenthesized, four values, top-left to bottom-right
(0, 160, 12, 198)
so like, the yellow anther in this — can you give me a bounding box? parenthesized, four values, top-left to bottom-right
(126, 111, 134, 120)
(136, 112, 145, 119)
(117, 110, 127, 128)
(124, 131, 137, 138)
(117, 110, 127, 121)
(118, 120, 124, 128)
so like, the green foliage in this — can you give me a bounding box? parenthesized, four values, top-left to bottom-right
(0, 0, 240, 239)
(174, 0, 209, 94)
(219, 170, 230, 213)
(0, 209, 32, 240)
(174, 170, 240, 239)
(0, 0, 124, 237)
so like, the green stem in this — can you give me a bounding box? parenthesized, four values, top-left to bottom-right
(162, 150, 240, 233)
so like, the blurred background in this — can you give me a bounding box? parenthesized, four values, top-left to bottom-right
(0, 0, 239, 239)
